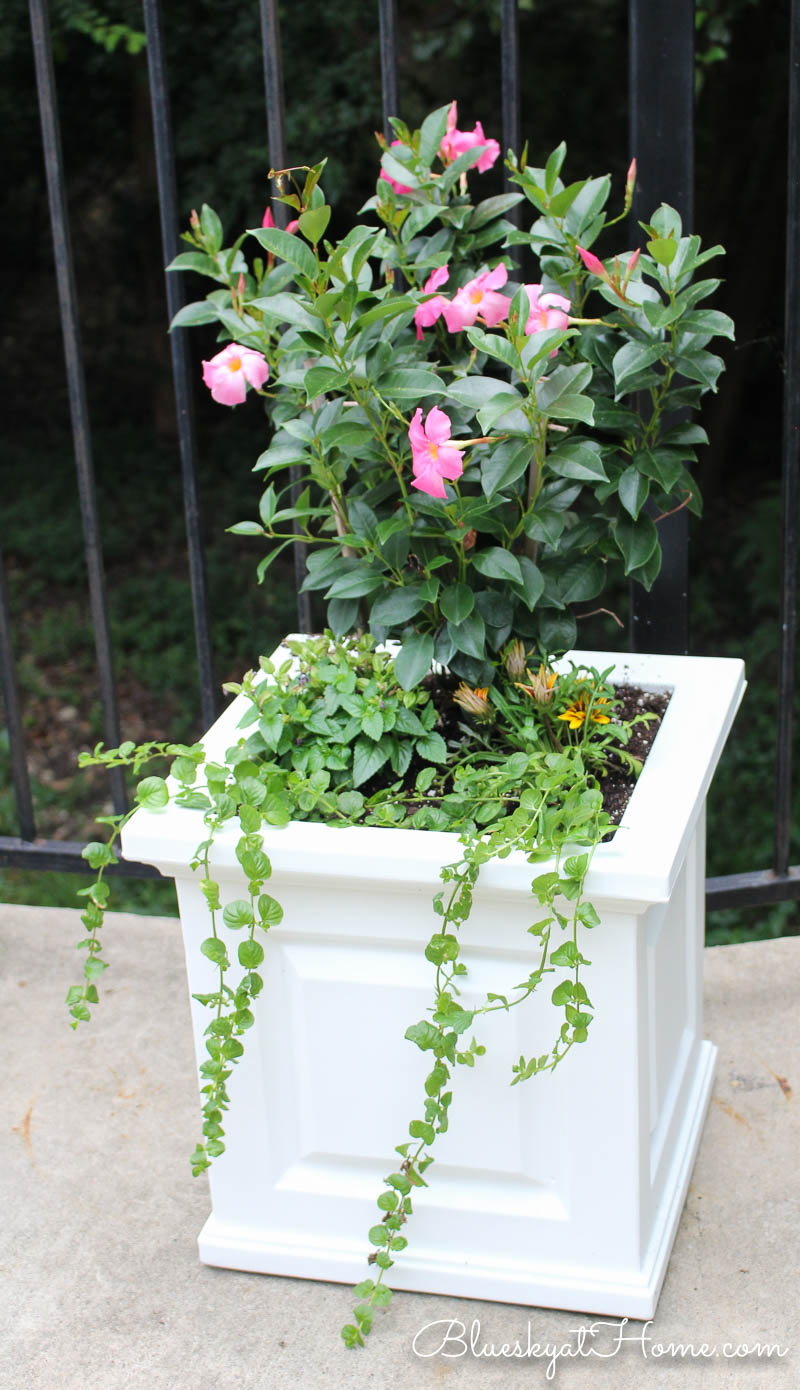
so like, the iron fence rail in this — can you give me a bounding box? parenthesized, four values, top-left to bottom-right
(1, 0, 798, 914)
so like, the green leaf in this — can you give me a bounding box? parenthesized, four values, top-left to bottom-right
(351, 295, 417, 332)
(614, 512, 659, 574)
(447, 374, 513, 412)
(257, 893, 284, 925)
(612, 341, 664, 393)
(81, 841, 116, 870)
(298, 205, 331, 244)
(222, 899, 254, 931)
(550, 940, 579, 966)
(447, 610, 486, 660)
(481, 439, 531, 499)
(419, 102, 451, 165)
(238, 938, 265, 968)
(417, 732, 448, 764)
(248, 226, 317, 280)
(249, 291, 317, 331)
(200, 937, 228, 967)
(352, 737, 391, 787)
(680, 309, 735, 339)
(369, 586, 427, 626)
(394, 632, 434, 690)
(439, 583, 475, 624)
(468, 192, 524, 229)
(544, 141, 567, 194)
(319, 420, 374, 450)
(377, 368, 445, 400)
(304, 365, 349, 399)
(647, 236, 678, 266)
(325, 567, 386, 599)
(548, 393, 595, 424)
(618, 465, 650, 519)
(547, 440, 607, 483)
(471, 548, 522, 583)
(135, 776, 169, 810)
(169, 300, 220, 329)
(558, 556, 604, 603)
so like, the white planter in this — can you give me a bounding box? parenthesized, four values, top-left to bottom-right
(122, 646, 744, 1318)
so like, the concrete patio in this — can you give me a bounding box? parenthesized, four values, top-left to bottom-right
(1, 903, 797, 1389)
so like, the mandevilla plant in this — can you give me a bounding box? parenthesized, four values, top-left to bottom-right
(70, 101, 731, 1348)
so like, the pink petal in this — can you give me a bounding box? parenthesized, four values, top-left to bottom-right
(261, 207, 275, 229)
(411, 464, 447, 499)
(414, 296, 447, 339)
(479, 291, 511, 327)
(424, 264, 450, 293)
(285, 219, 300, 235)
(408, 407, 427, 453)
(483, 263, 508, 292)
(240, 348, 269, 389)
(540, 291, 571, 314)
(475, 136, 500, 173)
(435, 446, 465, 481)
(442, 295, 478, 332)
(423, 406, 453, 445)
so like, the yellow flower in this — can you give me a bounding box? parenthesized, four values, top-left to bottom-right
(557, 694, 611, 729)
(516, 664, 558, 705)
(453, 683, 495, 722)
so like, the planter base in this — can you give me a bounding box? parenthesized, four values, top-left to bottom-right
(197, 1041, 715, 1317)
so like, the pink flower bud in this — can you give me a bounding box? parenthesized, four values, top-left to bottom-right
(577, 245, 608, 279)
(626, 158, 637, 194)
(261, 206, 275, 229)
(285, 219, 300, 235)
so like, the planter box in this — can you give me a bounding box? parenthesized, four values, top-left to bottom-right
(121, 646, 745, 1318)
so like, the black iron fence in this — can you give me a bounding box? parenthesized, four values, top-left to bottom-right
(1, 0, 799, 912)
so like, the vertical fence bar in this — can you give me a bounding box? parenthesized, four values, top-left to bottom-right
(0, 547, 37, 842)
(142, 0, 218, 730)
(775, 0, 800, 877)
(29, 0, 126, 813)
(378, 0, 399, 140)
(500, 0, 520, 202)
(259, 0, 313, 634)
(628, 0, 694, 655)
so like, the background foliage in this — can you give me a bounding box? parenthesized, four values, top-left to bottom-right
(0, 0, 796, 942)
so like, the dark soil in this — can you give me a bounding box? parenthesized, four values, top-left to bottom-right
(359, 676, 671, 828)
(596, 685, 671, 828)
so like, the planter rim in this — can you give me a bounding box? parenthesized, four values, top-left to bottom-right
(121, 644, 745, 908)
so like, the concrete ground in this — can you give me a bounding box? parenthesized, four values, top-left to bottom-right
(1, 902, 798, 1390)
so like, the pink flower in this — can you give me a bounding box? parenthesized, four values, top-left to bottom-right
(442, 264, 510, 332)
(201, 343, 269, 406)
(379, 140, 414, 195)
(414, 265, 450, 340)
(408, 407, 464, 498)
(439, 101, 500, 173)
(577, 245, 609, 279)
(523, 284, 571, 335)
(261, 206, 299, 234)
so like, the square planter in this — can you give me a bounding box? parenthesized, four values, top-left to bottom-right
(121, 645, 745, 1318)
